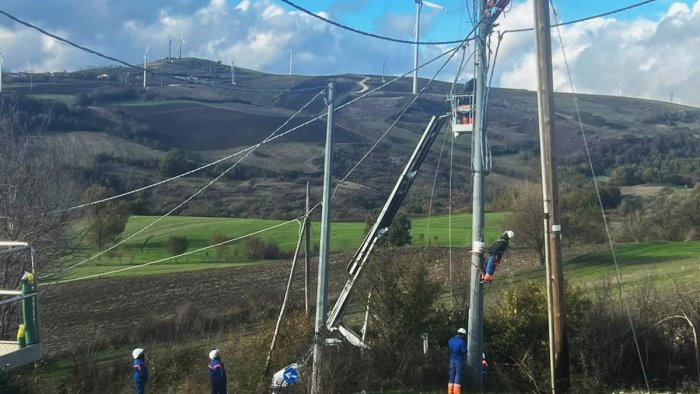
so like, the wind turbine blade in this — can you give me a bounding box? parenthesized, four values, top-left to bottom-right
(422, 1, 445, 11)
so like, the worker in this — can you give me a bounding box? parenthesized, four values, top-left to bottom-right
(448, 327, 468, 394)
(132, 348, 148, 394)
(482, 230, 514, 283)
(208, 349, 228, 394)
(481, 352, 489, 381)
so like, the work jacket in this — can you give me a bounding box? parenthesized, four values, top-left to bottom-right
(448, 335, 468, 362)
(133, 358, 148, 383)
(209, 358, 227, 385)
(488, 238, 509, 259)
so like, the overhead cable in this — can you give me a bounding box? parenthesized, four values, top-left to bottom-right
(504, 0, 659, 34)
(61, 90, 324, 272)
(277, 0, 470, 45)
(278, 0, 659, 44)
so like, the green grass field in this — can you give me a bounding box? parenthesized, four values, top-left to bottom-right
(62, 213, 508, 279)
(491, 241, 700, 293)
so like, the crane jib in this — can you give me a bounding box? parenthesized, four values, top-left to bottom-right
(327, 115, 447, 347)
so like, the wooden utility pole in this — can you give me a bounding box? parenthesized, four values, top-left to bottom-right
(533, 0, 570, 392)
(304, 180, 311, 315)
(465, 0, 489, 388)
(311, 82, 334, 394)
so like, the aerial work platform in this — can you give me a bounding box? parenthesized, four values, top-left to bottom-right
(0, 242, 43, 370)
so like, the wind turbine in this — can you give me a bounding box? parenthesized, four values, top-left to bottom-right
(168, 35, 173, 62)
(143, 45, 149, 89)
(289, 49, 293, 75)
(0, 51, 4, 93)
(231, 60, 236, 85)
(412, 0, 445, 95)
(178, 33, 185, 59)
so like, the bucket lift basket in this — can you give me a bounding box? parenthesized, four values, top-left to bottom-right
(450, 94, 475, 135)
(0, 242, 42, 370)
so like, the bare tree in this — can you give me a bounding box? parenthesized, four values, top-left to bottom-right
(0, 94, 81, 337)
(503, 182, 545, 266)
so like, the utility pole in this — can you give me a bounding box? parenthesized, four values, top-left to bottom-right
(304, 180, 311, 315)
(289, 49, 293, 75)
(311, 82, 334, 394)
(231, 60, 236, 85)
(466, 0, 489, 388)
(533, 0, 570, 392)
(382, 60, 386, 83)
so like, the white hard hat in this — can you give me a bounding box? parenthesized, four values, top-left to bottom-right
(457, 327, 467, 335)
(132, 348, 144, 359)
(505, 230, 514, 239)
(209, 349, 219, 360)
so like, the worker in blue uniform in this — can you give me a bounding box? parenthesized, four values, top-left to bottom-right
(132, 348, 148, 394)
(448, 328, 468, 394)
(482, 230, 514, 283)
(208, 349, 228, 394)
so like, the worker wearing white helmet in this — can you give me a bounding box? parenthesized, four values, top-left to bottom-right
(208, 348, 228, 394)
(482, 230, 514, 283)
(131, 348, 148, 394)
(447, 328, 468, 394)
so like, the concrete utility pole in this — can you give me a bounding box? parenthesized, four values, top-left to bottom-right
(311, 82, 334, 394)
(412, 1, 422, 95)
(466, 0, 489, 388)
(304, 180, 311, 315)
(533, 0, 570, 392)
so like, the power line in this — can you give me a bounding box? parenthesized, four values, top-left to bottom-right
(277, 0, 660, 45)
(504, 0, 660, 34)
(48, 217, 302, 284)
(61, 90, 325, 272)
(63, 38, 466, 212)
(276, 0, 470, 45)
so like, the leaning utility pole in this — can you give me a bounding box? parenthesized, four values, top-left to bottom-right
(304, 180, 311, 315)
(466, 0, 489, 388)
(311, 82, 334, 394)
(533, 0, 570, 392)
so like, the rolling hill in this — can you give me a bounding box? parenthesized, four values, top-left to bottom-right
(6, 57, 700, 220)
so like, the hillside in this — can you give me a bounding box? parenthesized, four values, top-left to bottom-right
(5, 57, 700, 219)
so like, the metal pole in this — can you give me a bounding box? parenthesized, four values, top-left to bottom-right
(305, 180, 311, 315)
(412, 2, 422, 95)
(311, 82, 334, 394)
(533, 1, 570, 392)
(466, 0, 489, 387)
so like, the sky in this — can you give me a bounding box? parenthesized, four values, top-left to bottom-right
(0, 0, 698, 106)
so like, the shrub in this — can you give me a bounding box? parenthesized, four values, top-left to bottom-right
(166, 235, 189, 256)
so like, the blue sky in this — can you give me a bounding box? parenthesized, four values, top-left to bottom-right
(0, 0, 699, 105)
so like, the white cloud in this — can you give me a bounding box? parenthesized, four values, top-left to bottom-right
(0, 0, 698, 106)
(495, 0, 700, 106)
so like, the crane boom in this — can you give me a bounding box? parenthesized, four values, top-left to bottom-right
(326, 115, 447, 347)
